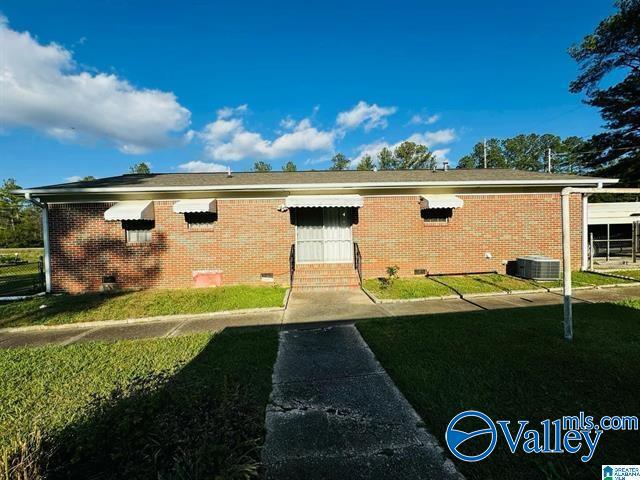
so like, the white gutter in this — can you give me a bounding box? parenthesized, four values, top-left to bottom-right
(24, 193, 51, 293)
(15, 178, 618, 195)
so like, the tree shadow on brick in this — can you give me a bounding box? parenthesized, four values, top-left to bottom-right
(47, 202, 170, 293)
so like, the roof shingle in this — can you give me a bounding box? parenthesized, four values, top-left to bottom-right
(26, 168, 615, 191)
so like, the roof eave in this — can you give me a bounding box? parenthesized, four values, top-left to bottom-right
(13, 178, 620, 196)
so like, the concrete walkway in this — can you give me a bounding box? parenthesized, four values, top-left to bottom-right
(262, 324, 462, 480)
(3, 284, 640, 349)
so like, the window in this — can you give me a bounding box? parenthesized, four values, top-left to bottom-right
(184, 212, 218, 228)
(421, 208, 453, 224)
(122, 220, 154, 244)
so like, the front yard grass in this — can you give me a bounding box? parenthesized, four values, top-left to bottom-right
(0, 285, 286, 328)
(357, 302, 640, 479)
(537, 270, 635, 288)
(0, 327, 279, 478)
(363, 277, 453, 299)
(363, 271, 638, 301)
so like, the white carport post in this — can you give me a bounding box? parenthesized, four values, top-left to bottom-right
(561, 191, 573, 341)
(24, 193, 51, 293)
(561, 187, 640, 342)
(581, 194, 589, 271)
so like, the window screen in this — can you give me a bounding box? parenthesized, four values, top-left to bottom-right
(122, 220, 154, 243)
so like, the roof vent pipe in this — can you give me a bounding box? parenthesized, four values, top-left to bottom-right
(227, 166, 232, 177)
(443, 161, 449, 171)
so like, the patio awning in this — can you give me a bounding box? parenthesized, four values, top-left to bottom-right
(285, 195, 364, 208)
(172, 199, 217, 213)
(104, 201, 155, 221)
(420, 195, 464, 209)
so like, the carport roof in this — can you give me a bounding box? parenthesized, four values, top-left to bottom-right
(18, 169, 616, 195)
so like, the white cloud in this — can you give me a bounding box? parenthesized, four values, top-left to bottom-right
(409, 113, 439, 125)
(432, 148, 451, 162)
(178, 160, 228, 173)
(65, 175, 83, 182)
(0, 15, 190, 153)
(407, 128, 456, 147)
(279, 116, 296, 130)
(336, 101, 397, 131)
(354, 129, 457, 164)
(200, 109, 334, 161)
(216, 104, 248, 119)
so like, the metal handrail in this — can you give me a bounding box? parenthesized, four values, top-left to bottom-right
(353, 242, 362, 285)
(289, 244, 295, 286)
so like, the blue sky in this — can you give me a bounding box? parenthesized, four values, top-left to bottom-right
(0, 0, 614, 187)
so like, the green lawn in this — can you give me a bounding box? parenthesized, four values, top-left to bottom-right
(363, 277, 454, 299)
(0, 327, 279, 479)
(0, 255, 43, 297)
(363, 272, 637, 300)
(467, 273, 540, 291)
(435, 274, 512, 294)
(0, 285, 286, 328)
(538, 271, 635, 288)
(607, 269, 640, 280)
(357, 302, 640, 479)
(0, 248, 43, 263)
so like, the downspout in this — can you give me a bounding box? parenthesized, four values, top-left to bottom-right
(24, 193, 51, 293)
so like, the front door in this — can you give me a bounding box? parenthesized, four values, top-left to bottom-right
(296, 207, 353, 263)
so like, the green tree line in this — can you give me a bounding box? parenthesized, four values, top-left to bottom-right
(0, 179, 42, 248)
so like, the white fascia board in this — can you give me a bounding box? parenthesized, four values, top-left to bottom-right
(14, 178, 620, 196)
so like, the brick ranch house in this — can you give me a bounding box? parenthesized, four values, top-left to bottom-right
(17, 169, 616, 293)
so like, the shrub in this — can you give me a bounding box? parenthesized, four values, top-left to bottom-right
(378, 265, 400, 289)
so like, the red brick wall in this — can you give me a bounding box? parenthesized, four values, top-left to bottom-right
(48, 199, 294, 293)
(353, 193, 582, 278)
(47, 193, 582, 293)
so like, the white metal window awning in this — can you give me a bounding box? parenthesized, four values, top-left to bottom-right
(420, 195, 464, 209)
(172, 199, 217, 213)
(285, 195, 364, 208)
(104, 201, 155, 221)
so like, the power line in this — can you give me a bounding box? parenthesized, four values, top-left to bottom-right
(552, 144, 640, 157)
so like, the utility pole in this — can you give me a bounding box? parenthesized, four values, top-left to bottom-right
(547, 148, 552, 172)
(483, 138, 487, 169)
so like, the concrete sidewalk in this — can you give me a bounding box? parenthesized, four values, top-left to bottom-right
(282, 284, 640, 324)
(0, 310, 283, 349)
(2, 284, 640, 349)
(262, 324, 462, 479)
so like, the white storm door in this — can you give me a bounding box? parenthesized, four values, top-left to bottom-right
(322, 208, 352, 263)
(296, 208, 324, 263)
(296, 207, 353, 263)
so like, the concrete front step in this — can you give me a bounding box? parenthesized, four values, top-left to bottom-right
(294, 263, 361, 290)
(294, 285, 361, 291)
